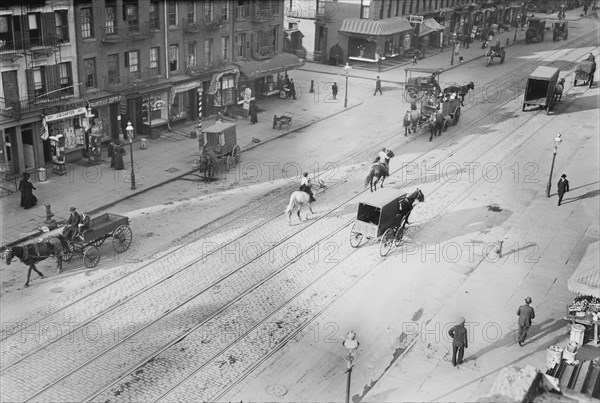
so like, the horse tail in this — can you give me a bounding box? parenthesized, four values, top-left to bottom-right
(364, 172, 373, 188)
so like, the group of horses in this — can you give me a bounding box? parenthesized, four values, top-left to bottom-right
(403, 82, 474, 141)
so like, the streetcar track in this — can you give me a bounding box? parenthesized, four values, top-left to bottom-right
(4, 34, 597, 402)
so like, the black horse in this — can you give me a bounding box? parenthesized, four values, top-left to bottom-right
(443, 82, 475, 107)
(198, 147, 217, 179)
(4, 235, 69, 287)
(428, 112, 445, 141)
(364, 150, 395, 192)
(397, 189, 425, 227)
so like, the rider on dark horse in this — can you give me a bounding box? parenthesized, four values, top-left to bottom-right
(373, 148, 390, 165)
(299, 172, 316, 203)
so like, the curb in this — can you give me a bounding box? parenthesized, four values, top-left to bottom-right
(1, 100, 364, 251)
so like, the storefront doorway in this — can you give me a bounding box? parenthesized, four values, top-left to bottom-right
(21, 124, 36, 170)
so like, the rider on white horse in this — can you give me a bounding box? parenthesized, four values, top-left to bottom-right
(299, 172, 316, 203)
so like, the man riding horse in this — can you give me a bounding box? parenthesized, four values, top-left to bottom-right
(299, 172, 316, 203)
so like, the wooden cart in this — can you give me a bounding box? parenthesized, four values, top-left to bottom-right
(200, 121, 241, 175)
(574, 60, 596, 87)
(404, 67, 444, 102)
(522, 66, 560, 114)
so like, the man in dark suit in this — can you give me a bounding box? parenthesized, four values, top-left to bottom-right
(76, 212, 91, 241)
(62, 206, 81, 241)
(557, 174, 569, 206)
(448, 317, 468, 367)
(517, 297, 535, 346)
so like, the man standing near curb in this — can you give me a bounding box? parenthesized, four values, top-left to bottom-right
(517, 297, 535, 346)
(449, 317, 468, 367)
(374, 76, 382, 96)
(557, 174, 569, 206)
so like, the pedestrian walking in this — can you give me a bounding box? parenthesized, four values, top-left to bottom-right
(249, 100, 258, 124)
(332, 82, 338, 100)
(18, 172, 37, 209)
(373, 76, 382, 96)
(517, 297, 535, 346)
(112, 141, 125, 170)
(412, 55, 418, 65)
(448, 317, 468, 367)
(583, 4, 588, 15)
(377, 56, 383, 72)
(557, 174, 569, 206)
(289, 79, 296, 100)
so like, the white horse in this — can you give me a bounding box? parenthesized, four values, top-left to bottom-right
(285, 180, 325, 223)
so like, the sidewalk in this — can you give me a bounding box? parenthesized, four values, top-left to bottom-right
(0, 88, 362, 249)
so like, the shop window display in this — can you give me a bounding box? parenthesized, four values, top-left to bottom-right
(48, 115, 86, 151)
(171, 92, 190, 120)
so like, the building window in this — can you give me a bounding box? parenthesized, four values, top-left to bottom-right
(218, 74, 236, 105)
(221, 36, 229, 61)
(222, 2, 230, 20)
(105, 6, 116, 35)
(236, 33, 246, 58)
(32, 68, 44, 99)
(108, 54, 119, 83)
(169, 44, 178, 71)
(204, 0, 214, 22)
(125, 4, 139, 32)
(126, 50, 139, 75)
(84, 58, 96, 88)
(59, 62, 73, 95)
(168, 2, 178, 26)
(187, 42, 196, 67)
(149, 2, 159, 29)
(360, 0, 370, 19)
(27, 13, 41, 46)
(204, 38, 213, 64)
(54, 10, 69, 42)
(81, 7, 93, 38)
(2, 70, 19, 105)
(187, 2, 195, 23)
(150, 47, 160, 73)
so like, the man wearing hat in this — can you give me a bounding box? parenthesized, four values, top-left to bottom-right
(517, 297, 535, 346)
(62, 207, 81, 241)
(557, 174, 569, 206)
(76, 211, 91, 241)
(448, 317, 468, 367)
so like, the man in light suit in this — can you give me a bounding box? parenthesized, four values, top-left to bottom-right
(557, 173, 569, 206)
(449, 317, 468, 367)
(517, 297, 535, 346)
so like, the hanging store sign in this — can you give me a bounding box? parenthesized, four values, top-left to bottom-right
(89, 95, 123, 108)
(45, 107, 87, 122)
(409, 15, 424, 23)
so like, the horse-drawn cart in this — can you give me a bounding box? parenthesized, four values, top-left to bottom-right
(574, 60, 596, 87)
(64, 213, 133, 267)
(349, 188, 408, 257)
(485, 43, 506, 66)
(404, 67, 444, 102)
(273, 112, 294, 129)
(552, 20, 568, 41)
(522, 66, 560, 114)
(198, 121, 241, 178)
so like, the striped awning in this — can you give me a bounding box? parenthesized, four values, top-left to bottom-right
(339, 17, 413, 36)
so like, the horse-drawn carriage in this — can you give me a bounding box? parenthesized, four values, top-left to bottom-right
(525, 17, 546, 44)
(403, 90, 463, 141)
(522, 66, 560, 114)
(349, 188, 424, 257)
(198, 121, 241, 178)
(485, 43, 506, 66)
(403, 67, 444, 102)
(552, 20, 568, 41)
(574, 60, 596, 88)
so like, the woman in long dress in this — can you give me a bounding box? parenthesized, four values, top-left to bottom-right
(113, 142, 125, 170)
(18, 172, 37, 209)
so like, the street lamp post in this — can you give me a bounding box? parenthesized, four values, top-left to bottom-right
(126, 121, 136, 190)
(450, 34, 456, 65)
(546, 134, 562, 198)
(343, 63, 351, 108)
(342, 330, 359, 403)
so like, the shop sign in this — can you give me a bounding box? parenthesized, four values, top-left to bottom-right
(89, 95, 123, 109)
(409, 15, 424, 23)
(45, 107, 87, 122)
(44, 100, 87, 115)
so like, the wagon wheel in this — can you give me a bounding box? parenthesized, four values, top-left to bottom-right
(349, 223, 363, 248)
(232, 145, 241, 165)
(379, 228, 394, 257)
(62, 243, 74, 262)
(453, 106, 461, 125)
(225, 156, 233, 172)
(486, 56, 492, 66)
(404, 87, 420, 102)
(500, 51, 505, 64)
(394, 220, 406, 247)
(112, 225, 133, 253)
(89, 237, 106, 247)
(83, 246, 101, 268)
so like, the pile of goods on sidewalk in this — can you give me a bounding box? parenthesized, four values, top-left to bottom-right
(478, 365, 540, 402)
(568, 295, 600, 320)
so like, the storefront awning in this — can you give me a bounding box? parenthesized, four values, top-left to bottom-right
(339, 17, 413, 36)
(172, 80, 203, 95)
(438, 7, 454, 17)
(418, 24, 434, 37)
(423, 18, 444, 31)
(234, 53, 304, 81)
(568, 241, 600, 297)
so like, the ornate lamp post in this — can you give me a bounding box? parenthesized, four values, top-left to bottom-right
(342, 330, 359, 403)
(546, 134, 562, 198)
(126, 121, 136, 190)
(344, 63, 351, 108)
(450, 33, 457, 65)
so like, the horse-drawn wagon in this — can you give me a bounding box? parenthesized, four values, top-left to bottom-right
(552, 20, 568, 41)
(349, 188, 424, 256)
(525, 17, 546, 44)
(403, 92, 461, 141)
(485, 43, 506, 66)
(198, 121, 241, 178)
(403, 67, 444, 102)
(522, 66, 560, 114)
(574, 60, 596, 88)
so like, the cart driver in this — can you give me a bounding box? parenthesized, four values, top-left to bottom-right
(397, 196, 413, 226)
(300, 173, 316, 203)
(76, 211, 91, 242)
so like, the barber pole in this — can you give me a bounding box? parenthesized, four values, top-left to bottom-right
(197, 88, 203, 132)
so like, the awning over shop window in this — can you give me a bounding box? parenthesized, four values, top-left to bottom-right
(339, 17, 413, 36)
(418, 24, 434, 37)
(423, 18, 444, 31)
(234, 53, 304, 81)
(438, 7, 454, 17)
(172, 80, 203, 95)
(208, 67, 240, 95)
(568, 241, 600, 297)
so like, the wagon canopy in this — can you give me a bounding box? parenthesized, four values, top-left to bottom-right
(202, 121, 237, 133)
(405, 67, 445, 75)
(576, 61, 595, 74)
(529, 66, 559, 81)
(358, 188, 407, 208)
